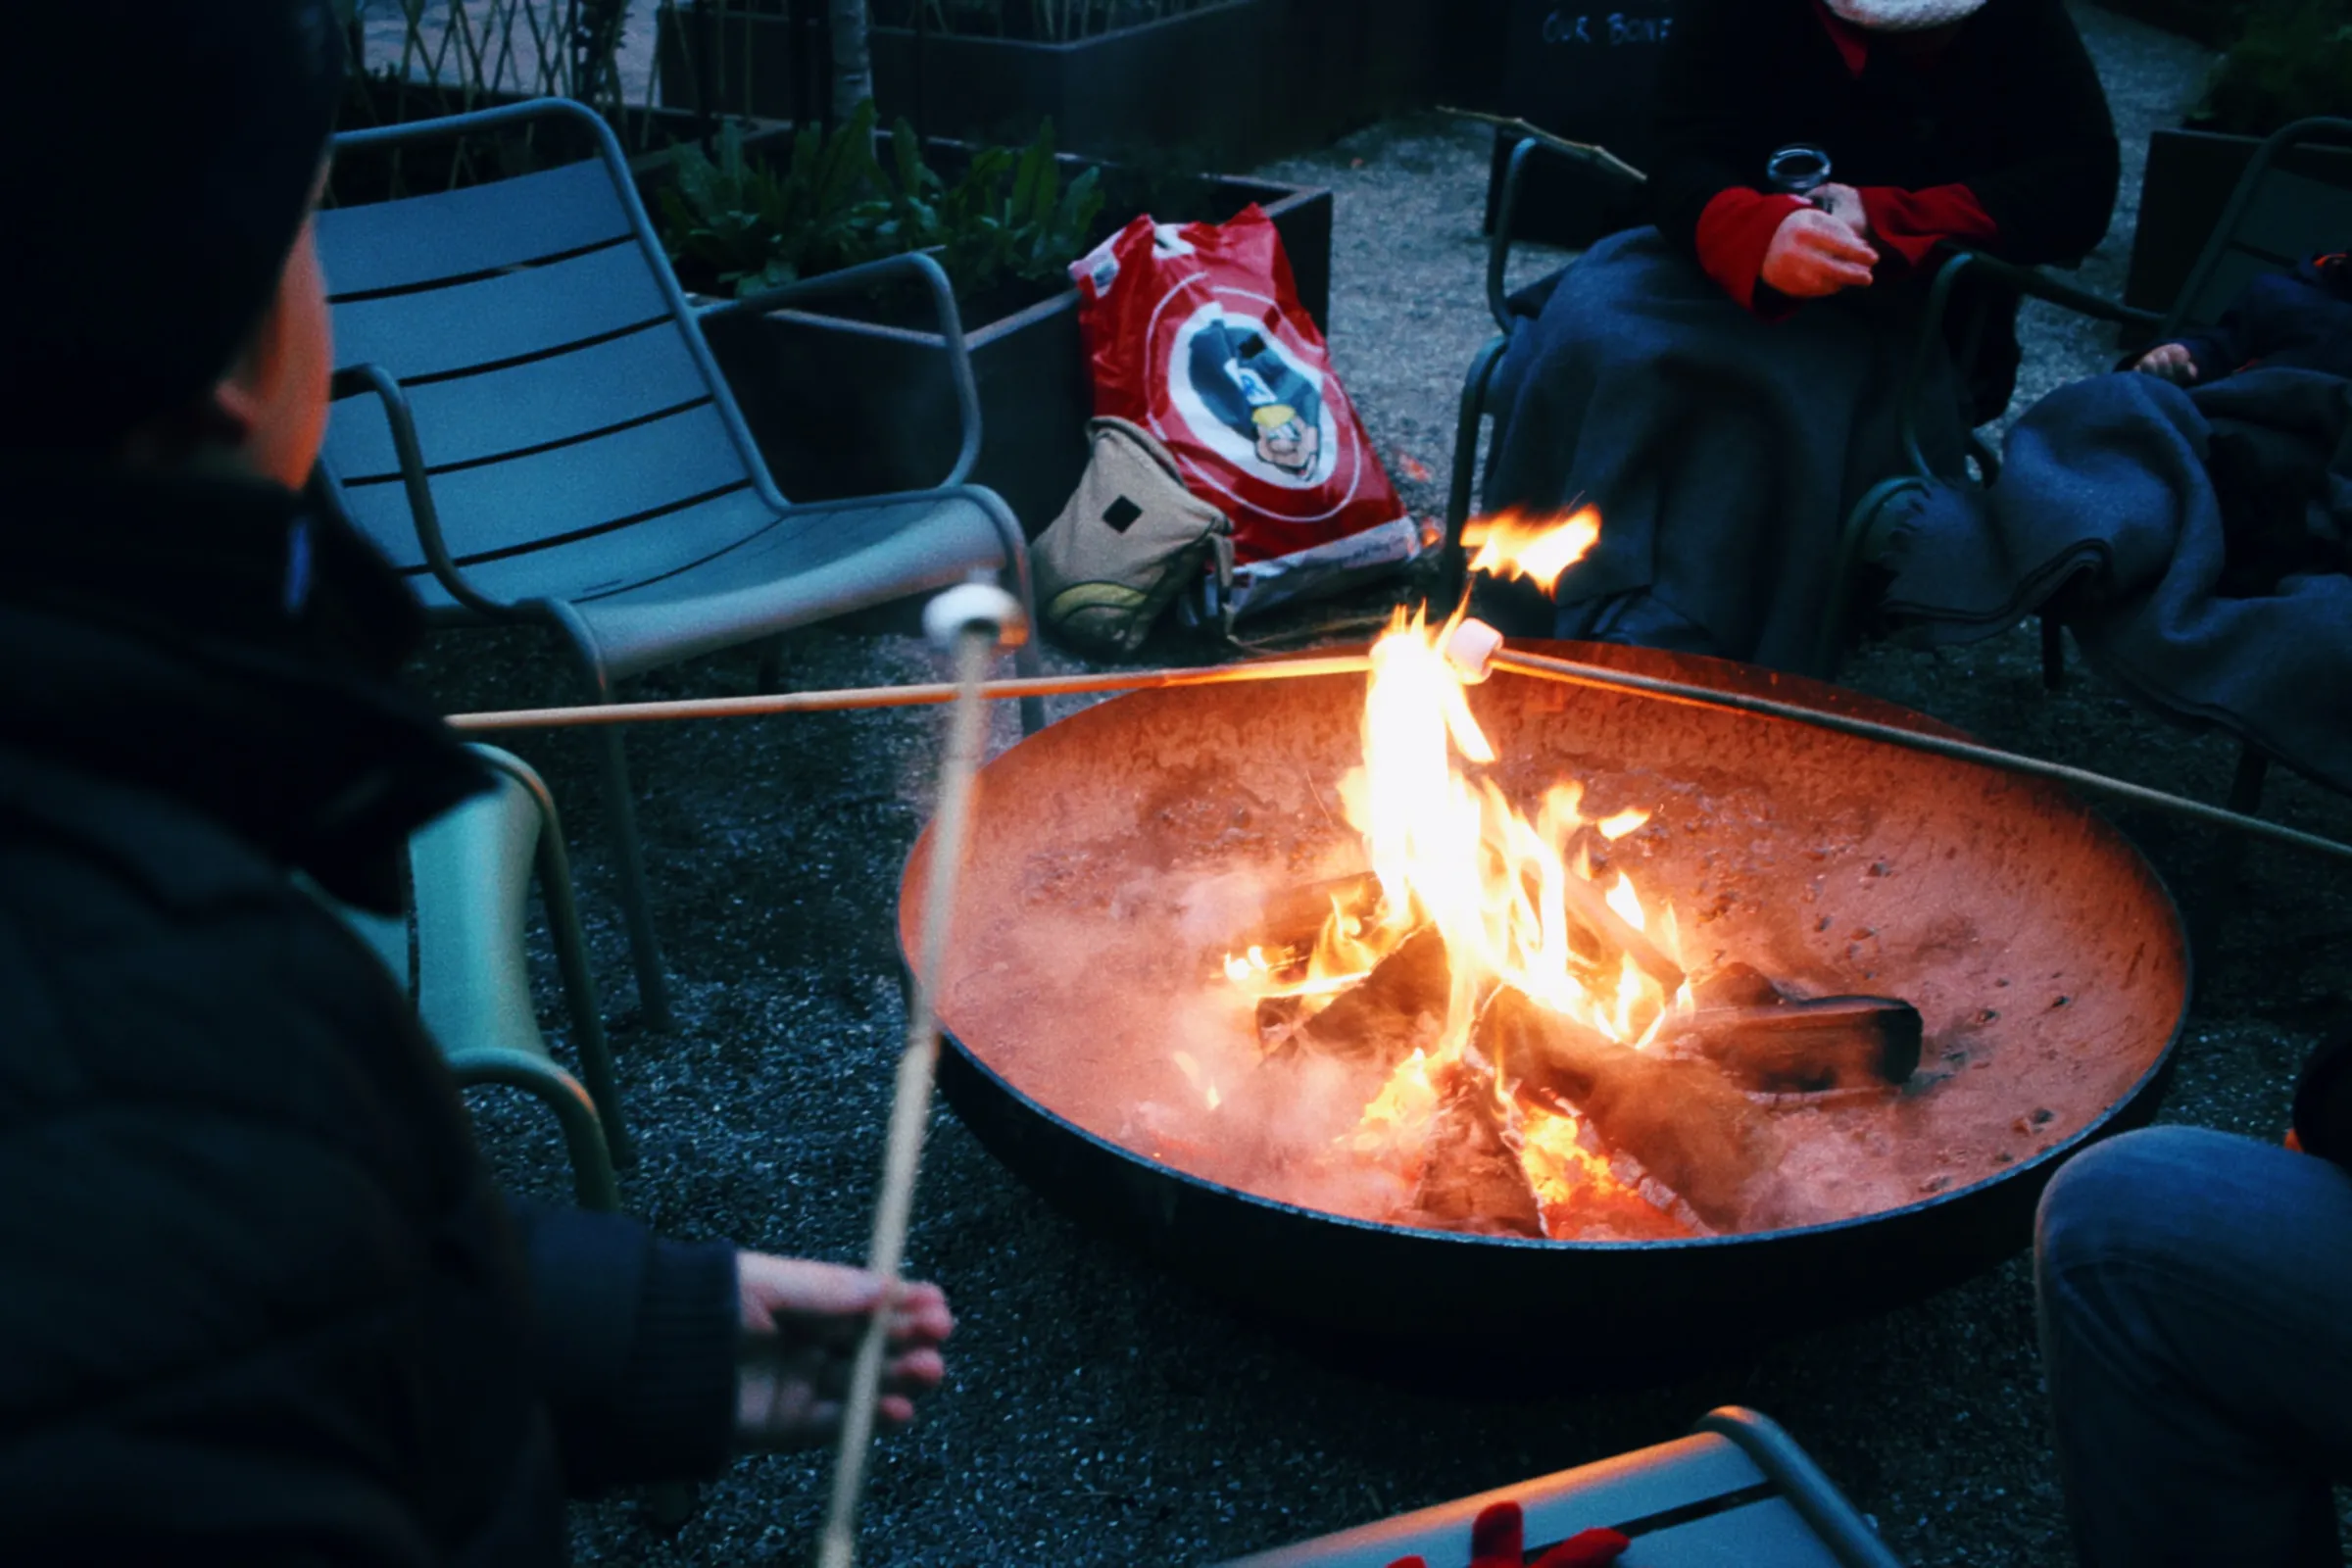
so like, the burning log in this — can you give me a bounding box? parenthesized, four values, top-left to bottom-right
(1675, 963, 1920, 1092)
(1482, 988, 1785, 1231)
(1554, 867, 1686, 995)
(1676, 997, 1922, 1093)
(1257, 924, 1449, 1065)
(1248, 871, 1385, 959)
(1409, 1057, 1544, 1238)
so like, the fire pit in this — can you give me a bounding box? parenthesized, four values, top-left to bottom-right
(903, 635, 2185, 1353)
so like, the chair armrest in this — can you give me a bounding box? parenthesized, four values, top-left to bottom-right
(1488, 133, 1649, 335)
(328, 363, 515, 619)
(696, 251, 983, 491)
(1947, 249, 2161, 329)
(1888, 250, 2163, 478)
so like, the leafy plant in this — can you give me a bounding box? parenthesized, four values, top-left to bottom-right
(657, 107, 1106, 308)
(2191, 0, 2352, 137)
(659, 100, 892, 294)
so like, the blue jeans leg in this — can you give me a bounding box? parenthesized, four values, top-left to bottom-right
(2035, 1124, 2352, 1567)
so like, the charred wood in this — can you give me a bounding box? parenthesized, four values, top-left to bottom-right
(1408, 1057, 1544, 1238)
(1482, 988, 1787, 1231)
(1675, 996, 1922, 1093)
(1258, 924, 1449, 1066)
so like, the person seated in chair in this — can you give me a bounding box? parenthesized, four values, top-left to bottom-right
(1477, 0, 2119, 673)
(0, 6, 949, 1562)
(2037, 1028, 2352, 1567)
(2132, 249, 2352, 386)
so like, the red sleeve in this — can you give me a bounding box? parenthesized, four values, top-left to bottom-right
(1694, 187, 1807, 315)
(1857, 183, 2000, 269)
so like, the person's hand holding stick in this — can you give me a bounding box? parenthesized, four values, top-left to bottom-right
(814, 582, 1023, 1568)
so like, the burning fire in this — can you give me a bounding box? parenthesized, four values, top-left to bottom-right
(1461, 505, 1600, 593)
(1217, 509, 1700, 1238)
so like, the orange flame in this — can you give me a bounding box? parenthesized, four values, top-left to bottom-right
(1460, 506, 1600, 596)
(1217, 511, 1694, 1236)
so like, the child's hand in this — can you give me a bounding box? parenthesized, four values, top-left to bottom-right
(2133, 342, 2199, 384)
(1761, 208, 1879, 298)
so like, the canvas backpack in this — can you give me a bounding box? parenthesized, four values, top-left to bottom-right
(1033, 416, 1234, 655)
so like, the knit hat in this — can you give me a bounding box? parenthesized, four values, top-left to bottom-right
(0, 2, 346, 453)
(1823, 0, 1989, 29)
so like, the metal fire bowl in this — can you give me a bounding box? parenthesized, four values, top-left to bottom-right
(901, 642, 2186, 1353)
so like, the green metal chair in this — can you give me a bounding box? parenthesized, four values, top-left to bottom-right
(1219, 1406, 1903, 1568)
(316, 97, 1046, 1032)
(340, 745, 628, 1211)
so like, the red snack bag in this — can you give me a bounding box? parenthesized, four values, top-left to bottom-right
(1072, 207, 1407, 566)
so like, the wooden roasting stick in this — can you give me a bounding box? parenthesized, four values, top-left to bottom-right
(1473, 644, 2352, 869)
(444, 616, 2352, 870)
(815, 585, 1018, 1568)
(445, 655, 1375, 732)
(1436, 108, 1651, 185)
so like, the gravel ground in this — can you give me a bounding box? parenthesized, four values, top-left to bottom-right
(404, 8, 2352, 1564)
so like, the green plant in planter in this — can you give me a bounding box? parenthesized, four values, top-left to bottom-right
(660, 101, 893, 294)
(2192, 0, 2352, 138)
(660, 107, 1105, 308)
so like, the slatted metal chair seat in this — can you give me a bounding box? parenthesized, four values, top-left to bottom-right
(314, 99, 1042, 1026)
(1221, 1407, 1902, 1568)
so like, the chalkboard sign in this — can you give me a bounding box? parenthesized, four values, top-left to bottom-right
(1483, 1, 1681, 249)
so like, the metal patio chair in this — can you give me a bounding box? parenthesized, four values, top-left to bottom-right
(1220, 1406, 1903, 1568)
(1445, 137, 1646, 603)
(317, 97, 1046, 1030)
(1824, 116, 2352, 822)
(338, 745, 629, 1210)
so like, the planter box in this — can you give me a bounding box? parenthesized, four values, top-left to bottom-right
(1482, 0, 1680, 248)
(657, 0, 1443, 166)
(692, 171, 1333, 537)
(2124, 126, 2352, 317)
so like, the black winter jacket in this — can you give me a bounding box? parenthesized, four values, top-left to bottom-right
(1649, 0, 2120, 417)
(0, 462, 739, 1564)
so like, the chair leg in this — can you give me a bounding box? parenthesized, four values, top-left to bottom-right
(452, 1048, 620, 1211)
(2192, 745, 2272, 965)
(755, 635, 788, 695)
(1446, 336, 1508, 609)
(1013, 632, 1046, 735)
(2039, 615, 2066, 691)
(592, 726, 674, 1031)
(959, 484, 1048, 735)
(531, 807, 634, 1167)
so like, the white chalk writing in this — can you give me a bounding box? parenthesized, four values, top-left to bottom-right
(1541, 10, 1676, 46)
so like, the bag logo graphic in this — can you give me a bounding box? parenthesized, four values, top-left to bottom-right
(1167, 303, 1338, 490)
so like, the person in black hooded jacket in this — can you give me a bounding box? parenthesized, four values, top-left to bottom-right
(0, 6, 951, 1562)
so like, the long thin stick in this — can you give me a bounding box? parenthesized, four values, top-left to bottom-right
(443, 634, 2352, 867)
(815, 625, 996, 1568)
(1436, 107, 1650, 185)
(1488, 648, 2352, 867)
(445, 654, 1375, 733)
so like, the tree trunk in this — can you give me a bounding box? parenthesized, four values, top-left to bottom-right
(828, 0, 874, 116)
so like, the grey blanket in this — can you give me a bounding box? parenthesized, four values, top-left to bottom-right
(1481, 226, 1964, 674)
(1882, 367, 2352, 795)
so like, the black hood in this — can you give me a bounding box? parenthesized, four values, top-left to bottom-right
(0, 460, 487, 911)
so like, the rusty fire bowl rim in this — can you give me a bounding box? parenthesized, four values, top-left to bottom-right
(904, 639, 2192, 1255)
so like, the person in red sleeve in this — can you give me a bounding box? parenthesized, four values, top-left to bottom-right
(1478, 0, 2118, 674)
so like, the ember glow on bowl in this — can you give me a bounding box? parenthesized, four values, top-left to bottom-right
(903, 642, 2186, 1345)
